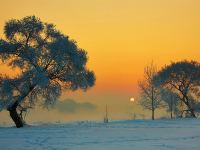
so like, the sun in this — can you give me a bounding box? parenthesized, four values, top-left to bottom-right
(130, 97, 135, 102)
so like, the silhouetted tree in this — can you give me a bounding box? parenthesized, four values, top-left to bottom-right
(0, 16, 95, 128)
(138, 62, 162, 120)
(155, 60, 200, 118)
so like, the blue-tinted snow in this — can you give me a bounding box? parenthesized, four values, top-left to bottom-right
(0, 119, 200, 150)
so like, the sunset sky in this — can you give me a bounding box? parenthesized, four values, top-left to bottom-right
(0, 0, 200, 123)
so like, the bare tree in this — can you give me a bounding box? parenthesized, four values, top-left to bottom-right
(138, 62, 161, 120)
(0, 16, 95, 127)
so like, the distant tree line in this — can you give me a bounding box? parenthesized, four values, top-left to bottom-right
(138, 60, 200, 120)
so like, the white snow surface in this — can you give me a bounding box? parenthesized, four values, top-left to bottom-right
(0, 119, 200, 150)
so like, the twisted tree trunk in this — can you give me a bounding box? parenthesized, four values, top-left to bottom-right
(7, 85, 36, 128)
(184, 96, 196, 118)
(188, 108, 196, 118)
(7, 101, 23, 128)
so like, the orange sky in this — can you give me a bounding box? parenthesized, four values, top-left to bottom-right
(0, 0, 200, 122)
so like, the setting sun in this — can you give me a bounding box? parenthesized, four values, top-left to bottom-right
(130, 97, 135, 102)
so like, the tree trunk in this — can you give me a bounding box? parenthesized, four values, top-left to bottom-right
(189, 108, 196, 118)
(185, 98, 196, 118)
(151, 86, 155, 120)
(170, 109, 173, 119)
(170, 96, 173, 119)
(183, 95, 196, 118)
(7, 101, 23, 128)
(152, 108, 155, 120)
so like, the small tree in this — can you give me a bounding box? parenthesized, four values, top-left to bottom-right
(0, 16, 95, 127)
(160, 89, 179, 119)
(138, 62, 161, 120)
(155, 60, 200, 118)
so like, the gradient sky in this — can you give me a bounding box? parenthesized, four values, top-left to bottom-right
(0, 0, 200, 123)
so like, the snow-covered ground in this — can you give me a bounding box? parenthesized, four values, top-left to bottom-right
(0, 119, 200, 150)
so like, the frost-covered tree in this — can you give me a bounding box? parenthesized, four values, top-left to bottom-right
(0, 16, 95, 128)
(160, 89, 179, 119)
(138, 62, 162, 120)
(155, 60, 200, 118)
